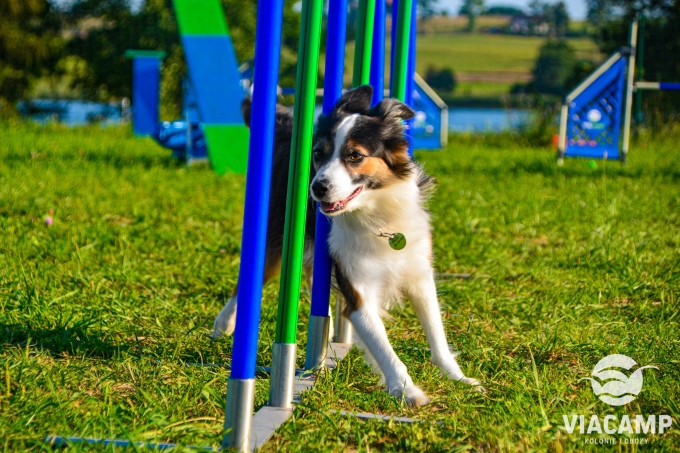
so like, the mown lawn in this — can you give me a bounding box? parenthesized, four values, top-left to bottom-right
(0, 122, 678, 452)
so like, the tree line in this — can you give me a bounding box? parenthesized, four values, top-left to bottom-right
(1, 0, 678, 117)
(0, 0, 300, 119)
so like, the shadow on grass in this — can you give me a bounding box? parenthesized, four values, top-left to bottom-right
(0, 319, 130, 359)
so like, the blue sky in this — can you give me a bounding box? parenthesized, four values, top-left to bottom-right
(437, 0, 588, 19)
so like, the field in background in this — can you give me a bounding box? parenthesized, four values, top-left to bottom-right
(341, 16, 601, 104)
(1, 123, 678, 451)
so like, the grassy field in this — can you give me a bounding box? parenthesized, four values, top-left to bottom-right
(1, 122, 679, 452)
(342, 30, 601, 100)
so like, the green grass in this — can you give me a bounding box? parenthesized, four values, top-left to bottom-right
(1, 122, 679, 452)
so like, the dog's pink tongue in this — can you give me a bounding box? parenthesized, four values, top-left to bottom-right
(321, 201, 339, 212)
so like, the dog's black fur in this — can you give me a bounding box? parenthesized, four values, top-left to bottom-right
(240, 99, 316, 282)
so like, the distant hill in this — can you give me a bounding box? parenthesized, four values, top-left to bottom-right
(342, 16, 601, 106)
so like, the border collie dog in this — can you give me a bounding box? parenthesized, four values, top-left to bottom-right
(212, 86, 481, 405)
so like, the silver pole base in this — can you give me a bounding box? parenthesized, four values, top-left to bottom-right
(223, 378, 255, 452)
(305, 315, 330, 371)
(334, 296, 353, 344)
(269, 343, 297, 408)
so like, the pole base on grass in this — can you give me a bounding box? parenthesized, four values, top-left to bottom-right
(223, 378, 255, 452)
(305, 315, 330, 371)
(334, 298, 353, 344)
(269, 343, 297, 408)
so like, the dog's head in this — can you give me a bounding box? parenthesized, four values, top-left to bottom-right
(310, 85, 415, 216)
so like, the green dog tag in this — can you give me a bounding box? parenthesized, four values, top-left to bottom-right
(389, 233, 406, 250)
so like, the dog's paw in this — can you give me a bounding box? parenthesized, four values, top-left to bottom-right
(389, 385, 430, 407)
(459, 377, 486, 393)
(210, 311, 236, 340)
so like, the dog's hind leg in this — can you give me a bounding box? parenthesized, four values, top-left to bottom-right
(303, 244, 336, 341)
(404, 275, 483, 390)
(211, 252, 282, 339)
(211, 290, 238, 339)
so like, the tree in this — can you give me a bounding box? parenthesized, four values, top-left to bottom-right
(592, 0, 680, 123)
(528, 0, 545, 17)
(459, 0, 486, 32)
(0, 0, 64, 109)
(424, 66, 457, 93)
(486, 6, 523, 16)
(61, 0, 299, 118)
(586, 0, 616, 40)
(530, 39, 576, 96)
(545, 1, 569, 37)
(418, 0, 439, 22)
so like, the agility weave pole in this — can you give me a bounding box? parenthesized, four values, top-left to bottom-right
(222, 0, 284, 449)
(268, 0, 324, 409)
(305, 0, 350, 371)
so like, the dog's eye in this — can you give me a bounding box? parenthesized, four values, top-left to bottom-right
(348, 152, 364, 163)
(313, 149, 323, 160)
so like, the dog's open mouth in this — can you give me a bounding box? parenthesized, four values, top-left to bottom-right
(320, 186, 363, 214)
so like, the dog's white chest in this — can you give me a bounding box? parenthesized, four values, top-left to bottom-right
(329, 218, 431, 309)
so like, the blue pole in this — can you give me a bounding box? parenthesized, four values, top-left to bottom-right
(370, 0, 386, 105)
(224, 0, 283, 449)
(321, 0, 348, 117)
(314, 0, 347, 316)
(405, 0, 416, 155)
(306, 0, 348, 371)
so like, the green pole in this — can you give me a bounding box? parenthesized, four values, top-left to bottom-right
(635, 15, 645, 125)
(275, 0, 323, 345)
(353, 0, 376, 87)
(392, 0, 413, 101)
(270, 0, 324, 408)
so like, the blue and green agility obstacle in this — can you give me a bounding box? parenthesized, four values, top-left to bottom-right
(559, 19, 678, 164)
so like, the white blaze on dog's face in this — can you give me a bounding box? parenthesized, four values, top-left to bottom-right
(310, 86, 416, 216)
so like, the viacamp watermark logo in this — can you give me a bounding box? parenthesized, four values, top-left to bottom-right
(581, 354, 658, 406)
(562, 354, 673, 445)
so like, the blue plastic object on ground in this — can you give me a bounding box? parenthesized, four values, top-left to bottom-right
(153, 121, 207, 160)
(127, 53, 163, 136)
(412, 75, 447, 149)
(564, 57, 627, 160)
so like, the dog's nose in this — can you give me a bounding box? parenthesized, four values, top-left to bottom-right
(311, 179, 329, 198)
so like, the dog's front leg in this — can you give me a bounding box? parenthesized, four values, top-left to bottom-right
(406, 276, 483, 389)
(212, 294, 237, 339)
(348, 305, 430, 406)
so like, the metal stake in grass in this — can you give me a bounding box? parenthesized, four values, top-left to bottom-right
(270, 0, 324, 408)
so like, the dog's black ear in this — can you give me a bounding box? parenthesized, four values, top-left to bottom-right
(334, 85, 373, 115)
(367, 98, 415, 121)
(241, 97, 252, 128)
